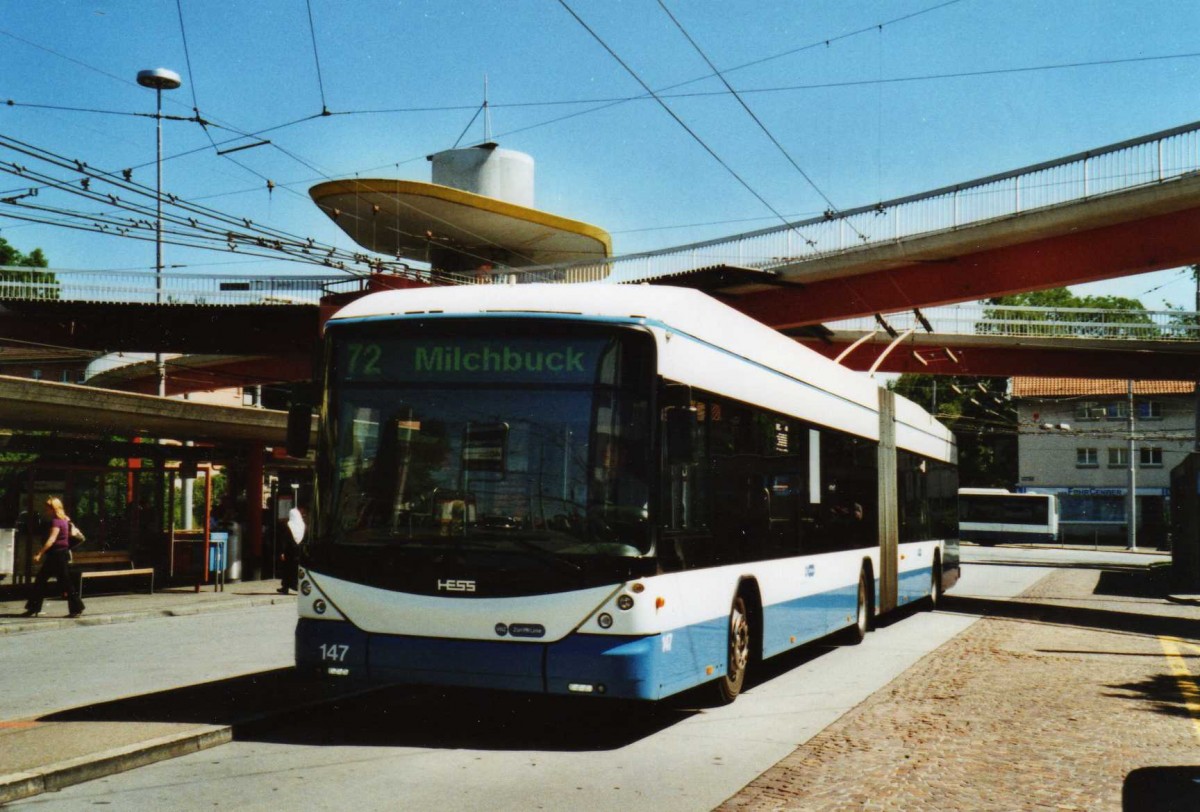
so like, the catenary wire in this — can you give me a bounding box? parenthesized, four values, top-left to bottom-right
(654, 0, 854, 233)
(555, 0, 816, 243)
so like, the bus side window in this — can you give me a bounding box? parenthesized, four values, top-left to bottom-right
(659, 398, 714, 570)
(766, 469, 804, 557)
(662, 400, 707, 532)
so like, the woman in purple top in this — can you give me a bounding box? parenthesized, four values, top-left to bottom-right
(23, 496, 85, 618)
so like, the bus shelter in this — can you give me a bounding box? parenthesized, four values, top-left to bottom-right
(0, 375, 311, 591)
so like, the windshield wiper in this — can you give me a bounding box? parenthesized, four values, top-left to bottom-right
(443, 535, 583, 574)
(509, 538, 583, 573)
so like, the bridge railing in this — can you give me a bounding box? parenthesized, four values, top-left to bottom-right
(508, 118, 1200, 284)
(827, 304, 1200, 342)
(0, 267, 349, 305)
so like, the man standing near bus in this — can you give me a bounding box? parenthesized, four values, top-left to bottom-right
(278, 504, 306, 595)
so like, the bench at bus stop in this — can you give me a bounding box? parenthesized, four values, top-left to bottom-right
(69, 551, 155, 597)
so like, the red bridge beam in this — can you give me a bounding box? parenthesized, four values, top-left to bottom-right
(799, 340, 1200, 379)
(734, 201, 1200, 329)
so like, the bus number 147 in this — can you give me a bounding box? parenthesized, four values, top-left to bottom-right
(319, 643, 349, 662)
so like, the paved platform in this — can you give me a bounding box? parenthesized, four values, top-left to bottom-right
(0, 578, 366, 805)
(0, 576, 295, 636)
(719, 566, 1200, 811)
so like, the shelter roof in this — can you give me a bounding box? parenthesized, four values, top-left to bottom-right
(0, 375, 310, 445)
(309, 179, 610, 267)
(1011, 377, 1197, 398)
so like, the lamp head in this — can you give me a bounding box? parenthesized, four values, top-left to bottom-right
(137, 68, 182, 91)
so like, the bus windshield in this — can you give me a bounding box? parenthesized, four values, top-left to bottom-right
(317, 324, 654, 562)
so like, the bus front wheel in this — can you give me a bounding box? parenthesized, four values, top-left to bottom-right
(846, 569, 870, 644)
(925, 555, 943, 610)
(713, 594, 750, 704)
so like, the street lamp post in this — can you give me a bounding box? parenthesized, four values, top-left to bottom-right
(136, 68, 181, 398)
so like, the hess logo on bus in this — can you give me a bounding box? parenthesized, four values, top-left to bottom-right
(437, 579, 476, 593)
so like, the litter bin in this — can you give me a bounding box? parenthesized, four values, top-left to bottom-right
(0, 528, 13, 580)
(208, 532, 228, 572)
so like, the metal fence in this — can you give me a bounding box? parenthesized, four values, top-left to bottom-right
(828, 304, 1200, 343)
(0, 267, 349, 305)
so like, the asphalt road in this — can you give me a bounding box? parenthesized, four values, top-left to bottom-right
(5, 549, 1093, 812)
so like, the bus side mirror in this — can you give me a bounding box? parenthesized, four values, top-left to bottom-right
(665, 408, 696, 465)
(286, 402, 313, 458)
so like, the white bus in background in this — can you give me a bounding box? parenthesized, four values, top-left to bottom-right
(291, 284, 960, 703)
(958, 488, 1059, 546)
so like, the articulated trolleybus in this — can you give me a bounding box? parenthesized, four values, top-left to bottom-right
(294, 285, 959, 703)
(958, 488, 1059, 546)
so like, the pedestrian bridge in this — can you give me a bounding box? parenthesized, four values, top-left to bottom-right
(517, 118, 1200, 329)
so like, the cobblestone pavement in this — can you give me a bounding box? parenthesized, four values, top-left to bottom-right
(718, 566, 1200, 812)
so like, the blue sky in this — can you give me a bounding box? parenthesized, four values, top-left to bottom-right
(2, 0, 1199, 309)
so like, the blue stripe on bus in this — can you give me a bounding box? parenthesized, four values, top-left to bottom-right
(762, 582, 856, 658)
(370, 634, 547, 693)
(546, 618, 727, 700)
(296, 573, 932, 699)
(897, 565, 934, 607)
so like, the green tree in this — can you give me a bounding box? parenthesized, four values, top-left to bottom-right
(0, 237, 57, 299)
(979, 287, 1152, 339)
(889, 374, 1017, 488)
(1162, 264, 1200, 337)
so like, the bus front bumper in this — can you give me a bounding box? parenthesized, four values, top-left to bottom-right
(295, 618, 706, 701)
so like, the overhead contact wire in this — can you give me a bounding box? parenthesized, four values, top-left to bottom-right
(556, 0, 807, 238)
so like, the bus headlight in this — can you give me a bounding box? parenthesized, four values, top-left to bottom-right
(313, 599, 327, 615)
(597, 613, 613, 629)
(616, 595, 634, 611)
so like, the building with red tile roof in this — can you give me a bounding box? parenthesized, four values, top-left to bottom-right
(1009, 378, 1197, 547)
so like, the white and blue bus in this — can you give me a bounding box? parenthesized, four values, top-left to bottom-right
(957, 488, 1059, 546)
(293, 285, 959, 703)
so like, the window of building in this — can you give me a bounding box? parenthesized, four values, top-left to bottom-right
(31, 369, 41, 381)
(1107, 447, 1129, 467)
(1104, 401, 1128, 420)
(1076, 448, 1098, 467)
(1136, 401, 1163, 420)
(1074, 401, 1105, 421)
(1139, 447, 1163, 467)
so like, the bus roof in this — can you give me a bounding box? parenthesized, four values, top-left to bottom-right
(328, 284, 955, 456)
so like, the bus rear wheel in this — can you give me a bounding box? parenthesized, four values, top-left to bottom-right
(713, 595, 750, 704)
